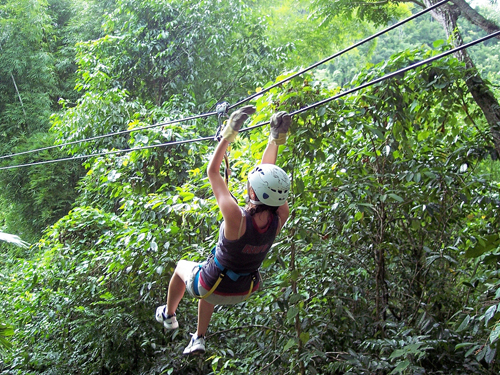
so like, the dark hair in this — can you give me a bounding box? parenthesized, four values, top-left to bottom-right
(245, 185, 280, 216)
(246, 203, 279, 216)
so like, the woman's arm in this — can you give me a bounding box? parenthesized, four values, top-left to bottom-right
(261, 143, 279, 165)
(265, 112, 292, 233)
(207, 105, 256, 240)
(276, 201, 290, 235)
(261, 111, 291, 165)
(207, 139, 242, 237)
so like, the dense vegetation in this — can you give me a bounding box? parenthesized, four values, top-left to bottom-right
(1, 0, 500, 374)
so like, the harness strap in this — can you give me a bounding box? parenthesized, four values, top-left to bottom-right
(242, 274, 257, 302)
(199, 271, 225, 300)
(199, 270, 256, 300)
(213, 250, 250, 281)
(196, 248, 257, 299)
(237, 208, 245, 239)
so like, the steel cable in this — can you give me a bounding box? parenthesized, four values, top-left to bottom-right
(0, 0, 450, 162)
(2, 28, 498, 171)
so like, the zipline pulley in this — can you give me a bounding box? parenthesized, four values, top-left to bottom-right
(214, 102, 230, 142)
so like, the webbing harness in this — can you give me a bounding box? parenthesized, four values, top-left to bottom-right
(195, 248, 257, 301)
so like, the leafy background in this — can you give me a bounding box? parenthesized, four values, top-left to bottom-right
(1, 0, 500, 374)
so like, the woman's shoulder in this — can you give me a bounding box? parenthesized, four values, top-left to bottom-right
(222, 206, 246, 241)
(275, 203, 289, 233)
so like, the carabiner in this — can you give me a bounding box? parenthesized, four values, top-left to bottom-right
(216, 102, 230, 118)
(214, 102, 230, 141)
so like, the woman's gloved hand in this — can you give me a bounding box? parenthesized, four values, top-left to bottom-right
(269, 111, 291, 145)
(221, 105, 256, 143)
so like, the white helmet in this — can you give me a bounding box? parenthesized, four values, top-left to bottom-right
(248, 164, 290, 207)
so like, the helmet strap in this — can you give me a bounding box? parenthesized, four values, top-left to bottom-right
(249, 198, 262, 205)
(247, 181, 263, 205)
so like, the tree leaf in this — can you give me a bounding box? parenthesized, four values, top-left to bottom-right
(389, 349, 406, 360)
(466, 234, 500, 258)
(390, 360, 410, 374)
(283, 338, 296, 352)
(287, 306, 300, 321)
(300, 332, 310, 345)
(489, 324, 500, 344)
(289, 293, 305, 304)
(388, 193, 404, 202)
(457, 315, 471, 332)
(455, 342, 475, 350)
(295, 178, 305, 193)
(484, 304, 497, 327)
(433, 39, 445, 48)
(485, 346, 496, 364)
(150, 241, 158, 252)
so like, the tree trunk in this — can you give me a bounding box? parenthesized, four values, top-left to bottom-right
(289, 164, 305, 375)
(451, 0, 500, 38)
(423, 0, 500, 156)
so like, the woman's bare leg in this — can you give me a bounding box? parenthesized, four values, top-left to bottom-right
(166, 260, 197, 315)
(196, 298, 215, 337)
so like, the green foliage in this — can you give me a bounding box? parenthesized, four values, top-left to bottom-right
(46, 0, 115, 103)
(0, 0, 55, 149)
(0, 132, 84, 241)
(0, 322, 14, 352)
(72, 0, 284, 111)
(458, 4, 500, 83)
(4, 42, 500, 373)
(0, 0, 104, 241)
(311, 0, 413, 27)
(370, 14, 447, 65)
(260, 0, 373, 71)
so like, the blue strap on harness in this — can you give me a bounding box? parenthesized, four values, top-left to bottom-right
(212, 247, 251, 282)
(193, 265, 202, 296)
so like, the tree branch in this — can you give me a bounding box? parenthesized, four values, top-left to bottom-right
(10, 73, 27, 118)
(0, 45, 27, 118)
(258, 354, 283, 373)
(450, 0, 500, 39)
(206, 324, 287, 339)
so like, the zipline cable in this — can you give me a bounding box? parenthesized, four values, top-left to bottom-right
(228, 0, 450, 109)
(0, 11, 221, 162)
(0, 111, 218, 161)
(0, 0, 450, 162)
(1, 29, 498, 171)
(0, 136, 215, 170)
(239, 29, 500, 131)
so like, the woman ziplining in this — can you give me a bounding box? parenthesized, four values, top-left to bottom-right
(155, 106, 291, 355)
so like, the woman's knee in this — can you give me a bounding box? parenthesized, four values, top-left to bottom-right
(174, 260, 198, 282)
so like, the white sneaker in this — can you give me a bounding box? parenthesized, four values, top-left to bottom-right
(182, 334, 205, 355)
(155, 305, 179, 329)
